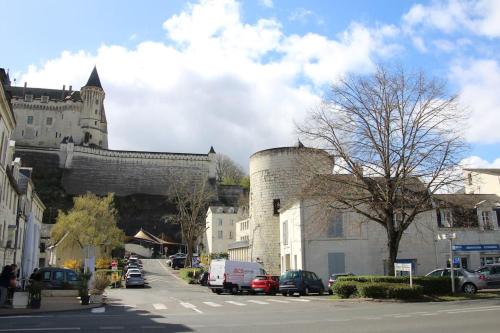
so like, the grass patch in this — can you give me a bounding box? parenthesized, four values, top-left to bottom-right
(179, 268, 204, 284)
(426, 290, 500, 302)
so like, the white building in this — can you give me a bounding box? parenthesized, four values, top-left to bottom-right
(228, 218, 250, 261)
(464, 169, 500, 196)
(280, 193, 500, 285)
(205, 206, 240, 254)
(0, 69, 20, 268)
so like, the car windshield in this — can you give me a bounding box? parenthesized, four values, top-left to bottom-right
(280, 271, 299, 280)
(129, 273, 142, 278)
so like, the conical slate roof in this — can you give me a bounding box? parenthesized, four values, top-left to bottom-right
(85, 66, 102, 89)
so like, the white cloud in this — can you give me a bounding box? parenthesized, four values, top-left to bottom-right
(450, 59, 500, 144)
(17, 0, 397, 167)
(460, 156, 500, 169)
(403, 0, 500, 38)
(259, 0, 273, 8)
(288, 8, 314, 23)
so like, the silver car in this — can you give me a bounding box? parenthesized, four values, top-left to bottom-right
(475, 264, 500, 289)
(125, 273, 145, 288)
(425, 268, 487, 294)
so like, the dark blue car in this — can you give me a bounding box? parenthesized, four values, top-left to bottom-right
(279, 270, 325, 296)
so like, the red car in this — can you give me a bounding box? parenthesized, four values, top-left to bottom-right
(251, 275, 279, 295)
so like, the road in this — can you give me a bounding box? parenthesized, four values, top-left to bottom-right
(1, 259, 499, 332)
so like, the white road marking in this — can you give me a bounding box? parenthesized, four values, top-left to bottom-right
(99, 327, 124, 330)
(180, 302, 204, 314)
(91, 307, 106, 313)
(203, 301, 223, 307)
(0, 315, 53, 319)
(157, 260, 184, 282)
(225, 301, 247, 306)
(247, 300, 269, 305)
(265, 299, 290, 303)
(392, 315, 411, 318)
(446, 307, 500, 314)
(153, 303, 167, 310)
(421, 313, 439, 316)
(0, 328, 80, 332)
(287, 298, 310, 302)
(438, 305, 500, 313)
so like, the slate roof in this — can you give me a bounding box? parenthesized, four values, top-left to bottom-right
(85, 66, 102, 89)
(9, 86, 82, 102)
(434, 194, 500, 208)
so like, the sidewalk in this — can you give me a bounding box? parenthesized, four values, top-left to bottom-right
(0, 296, 103, 316)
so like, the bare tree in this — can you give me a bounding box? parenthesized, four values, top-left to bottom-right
(298, 65, 467, 275)
(215, 154, 245, 185)
(170, 178, 215, 267)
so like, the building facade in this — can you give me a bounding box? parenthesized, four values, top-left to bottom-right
(10, 67, 108, 149)
(248, 143, 333, 274)
(205, 206, 240, 254)
(228, 218, 250, 261)
(464, 168, 500, 196)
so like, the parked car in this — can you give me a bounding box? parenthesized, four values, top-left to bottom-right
(475, 264, 500, 289)
(167, 253, 186, 267)
(125, 273, 145, 288)
(425, 267, 485, 294)
(38, 267, 80, 290)
(171, 257, 186, 270)
(328, 273, 355, 295)
(279, 270, 325, 296)
(251, 275, 279, 295)
(208, 259, 265, 294)
(125, 268, 141, 278)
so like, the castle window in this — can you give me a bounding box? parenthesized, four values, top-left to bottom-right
(46, 117, 53, 126)
(95, 99, 99, 105)
(27, 116, 33, 125)
(95, 109, 98, 114)
(95, 121, 97, 126)
(41, 96, 49, 103)
(273, 199, 280, 215)
(25, 94, 33, 102)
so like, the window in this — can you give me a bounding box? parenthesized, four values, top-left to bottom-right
(440, 209, 453, 227)
(468, 173, 473, 186)
(25, 94, 33, 102)
(273, 199, 280, 215)
(54, 271, 64, 281)
(229, 231, 233, 239)
(218, 219, 223, 226)
(95, 109, 98, 114)
(67, 271, 78, 281)
(42, 271, 51, 281)
(217, 230, 223, 239)
(328, 212, 343, 237)
(282, 221, 288, 245)
(41, 95, 49, 103)
(46, 117, 53, 126)
(482, 211, 494, 230)
(27, 116, 34, 125)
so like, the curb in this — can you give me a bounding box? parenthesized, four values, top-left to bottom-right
(0, 299, 106, 317)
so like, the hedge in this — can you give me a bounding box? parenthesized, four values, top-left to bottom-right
(337, 275, 453, 295)
(331, 281, 359, 298)
(179, 268, 205, 284)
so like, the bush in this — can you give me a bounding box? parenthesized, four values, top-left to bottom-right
(96, 258, 112, 270)
(93, 273, 111, 292)
(357, 283, 390, 299)
(331, 281, 358, 298)
(179, 268, 205, 283)
(63, 259, 81, 270)
(386, 284, 423, 299)
(337, 275, 451, 295)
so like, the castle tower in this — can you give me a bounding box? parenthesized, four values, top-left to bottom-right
(248, 143, 333, 274)
(80, 66, 108, 149)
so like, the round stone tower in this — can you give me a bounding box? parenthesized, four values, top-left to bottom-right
(248, 142, 333, 274)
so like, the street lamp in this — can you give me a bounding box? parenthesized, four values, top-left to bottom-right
(437, 232, 457, 293)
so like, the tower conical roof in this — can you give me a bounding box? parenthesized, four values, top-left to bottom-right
(85, 66, 102, 89)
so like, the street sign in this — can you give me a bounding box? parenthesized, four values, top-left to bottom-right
(111, 260, 118, 271)
(394, 263, 413, 287)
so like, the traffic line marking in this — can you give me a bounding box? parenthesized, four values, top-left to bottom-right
(225, 301, 247, 306)
(248, 300, 269, 305)
(153, 303, 167, 310)
(288, 298, 310, 302)
(91, 307, 106, 313)
(99, 327, 124, 330)
(0, 328, 81, 331)
(438, 305, 500, 313)
(446, 307, 500, 314)
(203, 302, 223, 307)
(266, 299, 290, 303)
(180, 302, 204, 314)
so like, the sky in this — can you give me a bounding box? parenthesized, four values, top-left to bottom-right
(1, 0, 500, 170)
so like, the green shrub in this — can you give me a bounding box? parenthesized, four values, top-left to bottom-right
(331, 281, 358, 298)
(179, 268, 204, 282)
(386, 284, 423, 299)
(337, 275, 451, 295)
(357, 283, 390, 299)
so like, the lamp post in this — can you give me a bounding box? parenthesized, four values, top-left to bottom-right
(438, 232, 457, 293)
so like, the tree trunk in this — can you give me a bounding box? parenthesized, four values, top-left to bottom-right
(386, 231, 401, 276)
(185, 238, 193, 268)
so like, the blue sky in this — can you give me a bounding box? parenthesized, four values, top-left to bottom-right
(1, 0, 499, 168)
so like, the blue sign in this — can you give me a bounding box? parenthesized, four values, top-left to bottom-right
(453, 257, 461, 264)
(453, 244, 500, 252)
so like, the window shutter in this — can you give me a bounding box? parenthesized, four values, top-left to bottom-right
(436, 209, 442, 227)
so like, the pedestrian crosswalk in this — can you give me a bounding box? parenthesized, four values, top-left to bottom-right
(109, 297, 319, 314)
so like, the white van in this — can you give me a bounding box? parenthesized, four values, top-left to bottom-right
(208, 259, 266, 294)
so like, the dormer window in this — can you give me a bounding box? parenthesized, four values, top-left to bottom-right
(41, 95, 49, 103)
(25, 94, 33, 102)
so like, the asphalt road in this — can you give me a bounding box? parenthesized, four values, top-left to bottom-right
(1, 259, 499, 332)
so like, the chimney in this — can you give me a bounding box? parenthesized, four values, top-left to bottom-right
(69, 85, 72, 92)
(62, 85, 66, 99)
(62, 84, 65, 91)
(23, 82, 27, 94)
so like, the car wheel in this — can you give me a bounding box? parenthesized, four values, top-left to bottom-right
(215, 289, 222, 295)
(281, 292, 287, 297)
(462, 283, 477, 294)
(230, 286, 238, 295)
(287, 291, 294, 296)
(301, 287, 309, 296)
(328, 289, 333, 295)
(319, 288, 324, 296)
